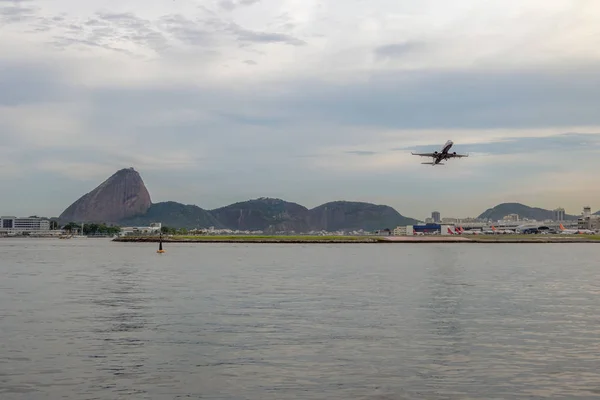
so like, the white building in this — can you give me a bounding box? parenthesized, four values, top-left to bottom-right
(441, 217, 459, 224)
(503, 213, 520, 222)
(393, 225, 415, 235)
(119, 222, 162, 236)
(393, 226, 408, 235)
(578, 206, 599, 230)
(1, 216, 51, 234)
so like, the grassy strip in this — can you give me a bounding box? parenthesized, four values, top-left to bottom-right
(113, 235, 378, 243)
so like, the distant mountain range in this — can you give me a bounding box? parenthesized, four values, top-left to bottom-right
(59, 168, 420, 232)
(57, 168, 596, 231)
(477, 203, 581, 221)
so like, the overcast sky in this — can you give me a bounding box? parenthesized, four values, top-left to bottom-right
(2, 0, 600, 220)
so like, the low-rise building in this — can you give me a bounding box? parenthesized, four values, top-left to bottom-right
(503, 213, 520, 222)
(119, 222, 162, 236)
(393, 226, 408, 236)
(578, 215, 600, 230)
(0, 216, 51, 234)
(441, 217, 459, 224)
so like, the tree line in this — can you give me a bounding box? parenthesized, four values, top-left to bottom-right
(62, 222, 121, 236)
(160, 226, 196, 235)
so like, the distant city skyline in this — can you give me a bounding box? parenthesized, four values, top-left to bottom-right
(2, 1, 600, 218)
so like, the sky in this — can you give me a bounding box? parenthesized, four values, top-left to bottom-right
(1, 0, 600, 220)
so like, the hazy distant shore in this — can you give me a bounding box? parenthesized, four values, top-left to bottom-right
(112, 235, 600, 244)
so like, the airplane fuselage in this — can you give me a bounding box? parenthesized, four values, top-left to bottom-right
(411, 139, 467, 165)
(433, 140, 453, 164)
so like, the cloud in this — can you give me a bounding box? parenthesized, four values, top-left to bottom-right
(2, 0, 600, 219)
(345, 151, 379, 156)
(0, 0, 37, 24)
(276, 66, 600, 130)
(227, 22, 306, 45)
(374, 41, 425, 59)
(218, 0, 261, 11)
(399, 133, 600, 156)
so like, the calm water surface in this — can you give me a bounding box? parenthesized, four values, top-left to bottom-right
(1, 239, 600, 399)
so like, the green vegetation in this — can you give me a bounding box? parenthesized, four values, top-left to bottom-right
(63, 222, 121, 236)
(160, 226, 195, 235)
(115, 234, 378, 243)
(121, 202, 224, 230)
(172, 235, 374, 241)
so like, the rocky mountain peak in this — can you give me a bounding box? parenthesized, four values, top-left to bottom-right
(58, 167, 152, 223)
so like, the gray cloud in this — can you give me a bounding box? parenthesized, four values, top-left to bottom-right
(345, 150, 379, 156)
(0, 62, 76, 106)
(0, 0, 36, 23)
(213, 111, 286, 126)
(375, 41, 425, 59)
(218, 0, 261, 10)
(277, 65, 600, 129)
(157, 14, 216, 48)
(3, 0, 600, 218)
(226, 22, 305, 46)
(14, 6, 304, 54)
(218, 0, 236, 11)
(398, 133, 600, 155)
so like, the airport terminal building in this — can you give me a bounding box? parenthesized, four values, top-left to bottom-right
(394, 224, 458, 235)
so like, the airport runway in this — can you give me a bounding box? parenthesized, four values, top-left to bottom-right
(380, 236, 473, 242)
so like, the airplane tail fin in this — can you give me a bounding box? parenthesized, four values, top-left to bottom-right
(559, 223, 565, 231)
(447, 227, 454, 235)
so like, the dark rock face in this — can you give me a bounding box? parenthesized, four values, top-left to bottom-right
(477, 203, 578, 221)
(210, 198, 310, 233)
(308, 201, 420, 232)
(210, 198, 419, 232)
(120, 202, 224, 230)
(59, 168, 152, 223)
(58, 170, 423, 232)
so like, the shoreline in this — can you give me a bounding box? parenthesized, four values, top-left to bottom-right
(112, 235, 600, 244)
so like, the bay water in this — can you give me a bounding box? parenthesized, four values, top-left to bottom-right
(1, 239, 600, 399)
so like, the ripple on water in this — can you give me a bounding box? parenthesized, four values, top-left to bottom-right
(1, 240, 600, 399)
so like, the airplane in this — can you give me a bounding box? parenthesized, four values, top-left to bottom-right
(411, 140, 469, 165)
(559, 223, 594, 235)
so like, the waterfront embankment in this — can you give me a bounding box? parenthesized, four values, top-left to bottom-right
(113, 234, 600, 244)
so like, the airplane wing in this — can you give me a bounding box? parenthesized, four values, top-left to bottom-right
(411, 152, 436, 157)
(446, 153, 469, 158)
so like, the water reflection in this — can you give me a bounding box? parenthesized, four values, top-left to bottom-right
(87, 262, 151, 395)
(416, 247, 472, 396)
